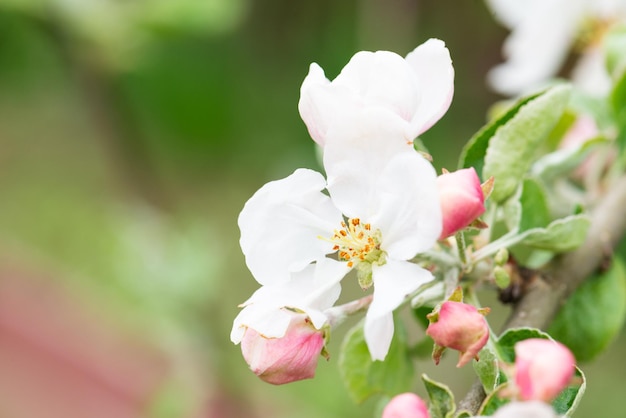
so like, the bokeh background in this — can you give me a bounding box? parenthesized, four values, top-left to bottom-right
(0, 0, 623, 417)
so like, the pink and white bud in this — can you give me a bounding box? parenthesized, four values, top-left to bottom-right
(426, 301, 490, 367)
(514, 338, 575, 402)
(382, 393, 430, 418)
(240, 315, 326, 385)
(436, 167, 486, 239)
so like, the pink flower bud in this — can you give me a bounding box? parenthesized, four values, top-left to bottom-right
(382, 393, 430, 418)
(240, 315, 325, 385)
(514, 339, 575, 402)
(436, 167, 486, 239)
(426, 301, 489, 367)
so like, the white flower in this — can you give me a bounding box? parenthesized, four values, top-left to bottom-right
(486, 0, 626, 96)
(237, 117, 442, 360)
(298, 38, 454, 146)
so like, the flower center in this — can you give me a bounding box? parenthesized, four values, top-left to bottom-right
(325, 218, 384, 289)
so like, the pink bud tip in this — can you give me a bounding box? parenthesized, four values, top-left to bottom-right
(382, 393, 430, 418)
(436, 167, 486, 239)
(514, 338, 576, 402)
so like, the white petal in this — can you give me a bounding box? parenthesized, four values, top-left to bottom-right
(238, 168, 342, 285)
(230, 260, 347, 343)
(298, 63, 349, 146)
(333, 50, 421, 125)
(404, 39, 455, 138)
(371, 149, 441, 259)
(323, 109, 415, 219)
(364, 261, 434, 360)
(364, 313, 394, 361)
(484, 0, 544, 28)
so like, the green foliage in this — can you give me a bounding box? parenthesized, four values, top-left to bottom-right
(338, 319, 414, 404)
(477, 384, 509, 416)
(495, 327, 551, 363)
(421, 374, 456, 418)
(610, 67, 626, 152)
(548, 257, 626, 362)
(482, 85, 571, 202)
(518, 179, 551, 232)
(532, 136, 608, 182)
(473, 347, 500, 394)
(458, 93, 541, 174)
(519, 214, 590, 252)
(553, 367, 587, 417)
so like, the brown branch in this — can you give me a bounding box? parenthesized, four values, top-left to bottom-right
(460, 174, 626, 414)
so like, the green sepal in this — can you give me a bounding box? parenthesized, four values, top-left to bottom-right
(422, 374, 456, 418)
(553, 366, 586, 417)
(338, 318, 414, 403)
(548, 257, 626, 362)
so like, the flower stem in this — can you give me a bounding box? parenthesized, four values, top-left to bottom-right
(456, 231, 468, 266)
(325, 294, 373, 327)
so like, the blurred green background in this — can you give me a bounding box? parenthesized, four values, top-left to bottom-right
(0, 0, 623, 417)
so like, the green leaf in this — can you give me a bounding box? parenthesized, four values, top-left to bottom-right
(422, 374, 456, 418)
(455, 411, 472, 418)
(482, 84, 571, 202)
(531, 136, 609, 182)
(548, 257, 626, 362)
(477, 383, 510, 416)
(458, 93, 542, 174)
(519, 214, 590, 252)
(473, 347, 500, 394)
(338, 319, 414, 403)
(610, 68, 626, 152)
(552, 367, 586, 417)
(495, 327, 552, 362)
(518, 179, 551, 232)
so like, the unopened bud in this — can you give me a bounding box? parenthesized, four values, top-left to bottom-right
(494, 266, 511, 289)
(382, 393, 430, 418)
(426, 300, 490, 367)
(437, 167, 486, 239)
(241, 314, 326, 385)
(514, 339, 575, 402)
(494, 248, 509, 266)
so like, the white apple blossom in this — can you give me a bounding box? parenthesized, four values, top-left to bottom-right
(298, 38, 454, 146)
(485, 0, 626, 96)
(235, 116, 442, 360)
